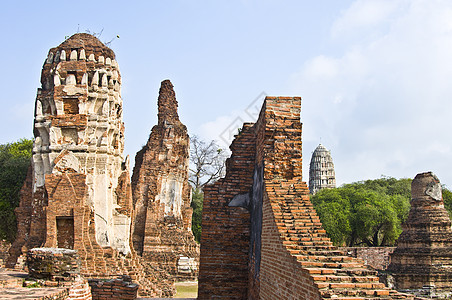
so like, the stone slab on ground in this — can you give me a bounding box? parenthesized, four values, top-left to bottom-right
(0, 287, 68, 299)
(0, 270, 28, 288)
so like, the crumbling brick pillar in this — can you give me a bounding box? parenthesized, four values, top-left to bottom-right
(131, 79, 199, 281)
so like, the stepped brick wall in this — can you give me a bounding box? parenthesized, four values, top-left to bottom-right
(198, 96, 416, 299)
(131, 80, 199, 282)
(388, 172, 452, 298)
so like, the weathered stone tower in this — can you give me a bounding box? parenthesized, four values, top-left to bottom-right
(131, 79, 199, 280)
(9, 33, 132, 255)
(309, 144, 336, 194)
(388, 172, 452, 298)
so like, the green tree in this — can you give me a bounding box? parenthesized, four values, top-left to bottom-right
(311, 188, 351, 246)
(443, 187, 452, 218)
(191, 188, 203, 243)
(0, 138, 33, 242)
(312, 177, 411, 247)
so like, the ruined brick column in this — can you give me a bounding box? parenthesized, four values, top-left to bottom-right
(131, 79, 199, 280)
(388, 172, 452, 298)
(7, 33, 165, 297)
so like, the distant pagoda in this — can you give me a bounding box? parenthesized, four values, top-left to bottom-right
(309, 144, 336, 194)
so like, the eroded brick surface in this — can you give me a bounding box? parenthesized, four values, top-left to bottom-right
(198, 96, 415, 299)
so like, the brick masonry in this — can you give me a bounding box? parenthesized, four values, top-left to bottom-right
(131, 80, 199, 282)
(6, 33, 174, 298)
(89, 276, 139, 300)
(342, 247, 395, 271)
(198, 96, 417, 299)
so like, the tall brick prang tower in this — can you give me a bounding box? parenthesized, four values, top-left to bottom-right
(7, 35, 160, 295)
(309, 144, 336, 194)
(10, 32, 132, 255)
(131, 79, 199, 279)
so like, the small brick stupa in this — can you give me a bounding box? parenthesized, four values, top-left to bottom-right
(388, 171, 452, 298)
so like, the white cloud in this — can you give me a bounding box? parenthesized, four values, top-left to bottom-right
(291, 0, 452, 187)
(197, 92, 267, 149)
(332, 0, 403, 39)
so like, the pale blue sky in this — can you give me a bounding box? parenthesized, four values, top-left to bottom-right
(2, 1, 452, 188)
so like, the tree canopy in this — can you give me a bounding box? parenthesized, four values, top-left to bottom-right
(0, 138, 33, 242)
(311, 177, 413, 247)
(190, 188, 203, 243)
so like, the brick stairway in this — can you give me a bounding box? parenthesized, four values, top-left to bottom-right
(265, 180, 418, 300)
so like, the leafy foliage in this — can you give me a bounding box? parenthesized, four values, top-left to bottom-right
(191, 188, 203, 243)
(443, 186, 452, 218)
(0, 138, 33, 242)
(311, 177, 412, 247)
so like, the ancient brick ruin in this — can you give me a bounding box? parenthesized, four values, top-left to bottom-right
(9, 32, 132, 264)
(198, 96, 416, 299)
(6, 33, 195, 297)
(388, 172, 452, 298)
(131, 79, 199, 280)
(309, 144, 336, 194)
(6, 31, 452, 300)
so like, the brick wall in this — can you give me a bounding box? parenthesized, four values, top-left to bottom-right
(198, 96, 414, 299)
(198, 123, 256, 299)
(343, 247, 395, 271)
(89, 276, 139, 300)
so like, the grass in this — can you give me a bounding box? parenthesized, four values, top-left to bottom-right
(175, 281, 198, 298)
